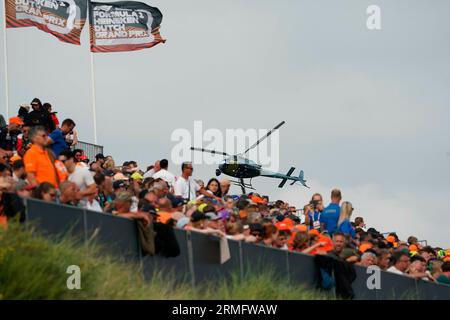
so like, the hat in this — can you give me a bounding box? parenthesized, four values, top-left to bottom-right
(191, 211, 206, 222)
(115, 191, 132, 202)
(308, 229, 320, 236)
(176, 217, 190, 229)
(170, 196, 185, 208)
(139, 203, 156, 215)
(276, 222, 291, 231)
(205, 212, 220, 220)
(130, 172, 144, 181)
(113, 180, 126, 190)
(95, 153, 105, 160)
(9, 116, 24, 126)
(409, 244, 419, 252)
(386, 235, 396, 243)
(359, 243, 373, 253)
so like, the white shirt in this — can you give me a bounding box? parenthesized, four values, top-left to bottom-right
(152, 169, 176, 187)
(174, 176, 200, 201)
(143, 168, 156, 178)
(69, 166, 95, 191)
(387, 266, 404, 275)
(86, 199, 102, 212)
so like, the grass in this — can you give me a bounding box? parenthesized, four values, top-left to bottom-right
(0, 223, 331, 300)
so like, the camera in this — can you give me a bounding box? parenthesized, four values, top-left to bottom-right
(309, 199, 320, 210)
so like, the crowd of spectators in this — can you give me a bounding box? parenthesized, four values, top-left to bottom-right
(1, 98, 450, 287)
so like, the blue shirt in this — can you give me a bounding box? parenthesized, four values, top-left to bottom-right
(320, 203, 340, 234)
(308, 210, 321, 230)
(338, 219, 356, 238)
(49, 129, 67, 157)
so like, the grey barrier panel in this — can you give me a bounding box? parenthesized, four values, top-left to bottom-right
(352, 265, 378, 300)
(73, 141, 104, 162)
(377, 270, 419, 300)
(26, 199, 85, 241)
(287, 251, 316, 288)
(241, 242, 289, 277)
(416, 280, 450, 300)
(84, 210, 140, 261)
(142, 228, 192, 284)
(189, 232, 241, 284)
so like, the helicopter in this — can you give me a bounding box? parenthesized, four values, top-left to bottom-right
(190, 121, 309, 194)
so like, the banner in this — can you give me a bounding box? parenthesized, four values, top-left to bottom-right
(89, 1, 165, 53)
(5, 0, 88, 45)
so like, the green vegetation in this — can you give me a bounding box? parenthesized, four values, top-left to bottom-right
(0, 224, 331, 300)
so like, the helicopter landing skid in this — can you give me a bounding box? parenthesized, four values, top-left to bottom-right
(230, 178, 255, 194)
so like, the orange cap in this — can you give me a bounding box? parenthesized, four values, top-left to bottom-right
(409, 244, 418, 252)
(276, 222, 291, 231)
(9, 116, 24, 126)
(359, 243, 373, 253)
(386, 235, 396, 243)
(308, 229, 320, 236)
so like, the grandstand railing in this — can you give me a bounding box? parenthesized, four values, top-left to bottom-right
(23, 198, 450, 300)
(72, 141, 104, 162)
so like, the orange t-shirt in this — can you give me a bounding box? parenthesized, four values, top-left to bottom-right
(23, 144, 58, 187)
(157, 211, 172, 224)
(54, 160, 68, 182)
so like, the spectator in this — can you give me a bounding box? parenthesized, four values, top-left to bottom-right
(86, 189, 102, 212)
(174, 162, 220, 202)
(359, 252, 378, 267)
(60, 150, 97, 207)
(377, 249, 391, 270)
(57, 181, 78, 206)
(408, 255, 434, 281)
(220, 179, 231, 197)
(354, 217, 366, 231)
(111, 191, 150, 226)
(94, 153, 106, 168)
(436, 262, 450, 285)
(16, 124, 31, 157)
(32, 182, 57, 202)
(65, 127, 78, 149)
(14, 180, 32, 198)
(387, 251, 410, 275)
(144, 160, 160, 178)
(23, 126, 59, 188)
(152, 159, 176, 189)
(43, 103, 60, 128)
(94, 173, 114, 210)
(48, 118, 76, 157)
(11, 160, 26, 183)
(304, 193, 324, 231)
(0, 163, 11, 177)
(337, 201, 356, 238)
(320, 188, 342, 235)
(24, 98, 55, 132)
(0, 117, 23, 151)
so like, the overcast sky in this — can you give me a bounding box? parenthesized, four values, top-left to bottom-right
(1, 0, 449, 247)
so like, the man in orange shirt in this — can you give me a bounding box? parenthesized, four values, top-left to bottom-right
(23, 126, 58, 188)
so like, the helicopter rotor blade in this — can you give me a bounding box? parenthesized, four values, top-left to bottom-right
(243, 121, 286, 155)
(190, 147, 229, 157)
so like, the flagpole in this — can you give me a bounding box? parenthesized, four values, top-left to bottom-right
(2, 0, 10, 119)
(89, 51, 98, 145)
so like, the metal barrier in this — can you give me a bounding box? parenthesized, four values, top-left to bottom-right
(23, 198, 450, 300)
(72, 141, 104, 162)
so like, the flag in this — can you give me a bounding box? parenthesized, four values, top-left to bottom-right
(89, 1, 165, 53)
(5, 0, 87, 45)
